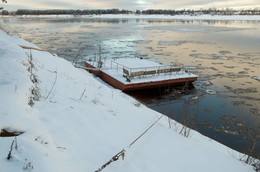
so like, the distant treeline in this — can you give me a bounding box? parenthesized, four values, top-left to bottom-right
(2, 9, 131, 15)
(140, 8, 260, 15)
(1, 8, 260, 16)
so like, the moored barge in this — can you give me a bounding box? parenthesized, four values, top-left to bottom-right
(85, 57, 197, 92)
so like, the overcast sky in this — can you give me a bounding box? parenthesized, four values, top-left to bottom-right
(3, 0, 260, 11)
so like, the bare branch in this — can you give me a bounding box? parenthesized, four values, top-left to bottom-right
(79, 88, 86, 100)
(7, 140, 14, 160)
(45, 70, 58, 100)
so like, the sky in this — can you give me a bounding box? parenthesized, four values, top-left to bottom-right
(2, 0, 260, 11)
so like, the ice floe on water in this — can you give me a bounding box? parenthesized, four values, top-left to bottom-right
(183, 66, 209, 70)
(144, 25, 249, 33)
(133, 40, 152, 44)
(158, 40, 209, 46)
(219, 50, 232, 55)
(223, 65, 235, 69)
(190, 53, 230, 60)
(238, 52, 260, 57)
(224, 86, 258, 94)
(252, 76, 260, 82)
(158, 41, 182, 46)
(205, 89, 217, 95)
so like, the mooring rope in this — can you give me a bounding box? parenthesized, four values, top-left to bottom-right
(94, 150, 125, 172)
(128, 114, 163, 148)
(94, 114, 163, 172)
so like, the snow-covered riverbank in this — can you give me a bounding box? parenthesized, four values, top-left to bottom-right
(5, 14, 260, 21)
(0, 30, 257, 172)
(90, 14, 260, 21)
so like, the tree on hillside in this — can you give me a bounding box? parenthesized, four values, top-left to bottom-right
(1, 0, 7, 10)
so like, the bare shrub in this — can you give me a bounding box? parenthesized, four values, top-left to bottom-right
(179, 124, 192, 137)
(238, 134, 260, 172)
(92, 97, 100, 104)
(28, 97, 34, 106)
(7, 140, 14, 160)
(23, 161, 34, 170)
(79, 88, 86, 100)
(45, 70, 57, 100)
(26, 51, 41, 105)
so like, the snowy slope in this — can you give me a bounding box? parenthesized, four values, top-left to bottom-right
(0, 30, 255, 172)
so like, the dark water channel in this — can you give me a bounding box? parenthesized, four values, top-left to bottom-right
(129, 84, 259, 158)
(1, 16, 259, 158)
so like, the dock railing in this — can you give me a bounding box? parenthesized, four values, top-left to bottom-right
(110, 60, 183, 81)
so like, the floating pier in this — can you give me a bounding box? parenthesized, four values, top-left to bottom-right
(85, 58, 198, 91)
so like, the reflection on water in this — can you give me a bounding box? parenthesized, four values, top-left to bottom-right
(130, 85, 259, 158)
(1, 16, 259, 157)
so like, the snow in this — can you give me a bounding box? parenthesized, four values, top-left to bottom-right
(89, 14, 260, 21)
(7, 14, 260, 21)
(87, 58, 197, 84)
(0, 29, 256, 172)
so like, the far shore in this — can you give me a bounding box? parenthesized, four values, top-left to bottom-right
(2, 14, 260, 21)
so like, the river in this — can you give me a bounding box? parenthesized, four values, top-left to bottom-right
(1, 16, 259, 158)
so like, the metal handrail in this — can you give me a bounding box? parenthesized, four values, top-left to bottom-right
(110, 60, 181, 72)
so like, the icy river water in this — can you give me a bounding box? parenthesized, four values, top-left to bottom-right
(1, 16, 260, 157)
